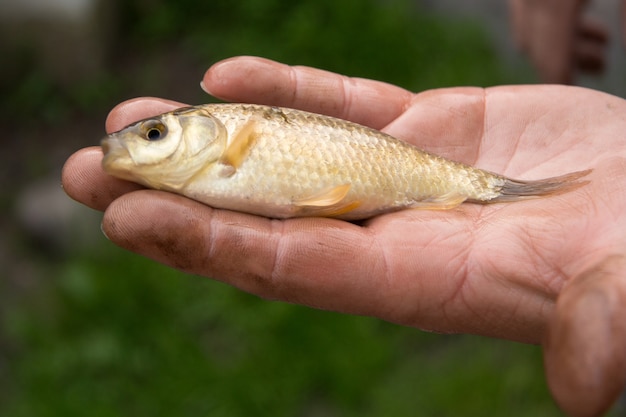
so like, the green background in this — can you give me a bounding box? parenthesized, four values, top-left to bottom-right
(2, 0, 618, 415)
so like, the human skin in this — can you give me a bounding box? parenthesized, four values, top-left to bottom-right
(62, 56, 626, 417)
(510, 0, 613, 84)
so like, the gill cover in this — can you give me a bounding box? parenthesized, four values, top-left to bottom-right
(174, 106, 229, 163)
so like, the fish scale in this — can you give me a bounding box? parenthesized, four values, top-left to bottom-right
(101, 103, 591, 220)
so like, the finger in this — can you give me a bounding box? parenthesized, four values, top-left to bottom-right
(544, 255, 626, 417)
(105, 97, 186, 133)
(509, 0, 529, 51)
(528, 2, 579, 84)
(201, 56, 413, 130)
(574, 17, 608, 74)
(577, 16, 609, 43)
(62, 147, 143, 211)
(574, 38, 606, 74)
(521, 0, 592, 84)
(102, 190, 396, 317)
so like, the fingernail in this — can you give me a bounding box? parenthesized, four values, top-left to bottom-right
(100, 222, 110, 240)
(200, 80, 210, 94)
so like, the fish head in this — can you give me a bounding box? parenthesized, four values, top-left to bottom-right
(101, 106, 228, 190)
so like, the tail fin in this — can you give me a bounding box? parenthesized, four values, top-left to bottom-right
(489, 169, 592, 203)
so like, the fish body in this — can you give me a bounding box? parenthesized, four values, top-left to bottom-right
(101, 103, 589, 220)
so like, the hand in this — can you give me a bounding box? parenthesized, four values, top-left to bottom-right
(510, 0, 611, 84)
(62, 56, 626, 417)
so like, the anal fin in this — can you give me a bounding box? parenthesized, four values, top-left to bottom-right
(409, 192, 467, 210)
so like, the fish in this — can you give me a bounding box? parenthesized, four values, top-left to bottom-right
(101, 103, 591, 220)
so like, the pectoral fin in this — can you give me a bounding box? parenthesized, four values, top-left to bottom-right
(409, 192, 467, 210)
(219, 120, 257, 171)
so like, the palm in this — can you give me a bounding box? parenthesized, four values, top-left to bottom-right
(368, 85, 626, 342)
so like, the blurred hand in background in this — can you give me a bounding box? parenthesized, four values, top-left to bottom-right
(63, 56, 626, 417)
(509, 0, 621, 84)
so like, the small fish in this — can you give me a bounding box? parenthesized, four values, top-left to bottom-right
(101, 104, 590, 220)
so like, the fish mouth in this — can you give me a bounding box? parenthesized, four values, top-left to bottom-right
(101, 135, 132, 170)
(101, 135, 123, 155)
(101, 138, 111, 155)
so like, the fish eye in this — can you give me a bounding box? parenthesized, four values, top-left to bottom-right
(141, 120, 167, 141)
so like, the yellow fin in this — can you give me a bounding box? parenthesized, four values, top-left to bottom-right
(219, 120, 257, 170)
(299, 200, 362, 218)
(318, 200, 362, 218)
(293, 184, 351, 207)
(409, 192, 467, 210)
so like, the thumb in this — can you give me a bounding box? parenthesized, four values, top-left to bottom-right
(543, 255, 626, 417)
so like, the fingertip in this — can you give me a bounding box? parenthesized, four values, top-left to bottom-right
(62, 147, 143, 211)
(61, 147, 104, 204)
(105, 97, 188, 133)
(202, 55, 291, 103)
(200, 80, 210, 95)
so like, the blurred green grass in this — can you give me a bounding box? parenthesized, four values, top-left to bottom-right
(1, 0, 587, 415)
(4, 245, 559, 417)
